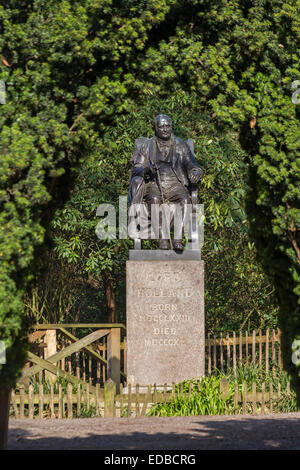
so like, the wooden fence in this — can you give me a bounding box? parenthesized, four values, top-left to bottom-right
(10, 377, 292, 419)
(206, 329, 281, 374)
(27, 326, 281, 385)
(219, 378, 291, 415)
(10, 326, 289, 419)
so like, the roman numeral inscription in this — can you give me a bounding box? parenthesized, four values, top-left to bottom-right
(126, 260, 205, 386)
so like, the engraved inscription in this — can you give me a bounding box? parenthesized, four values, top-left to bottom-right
(137, 313, 191, 322)
(137, 288, 193, 298)
(153, 327, 176, 335)
(150, 303, 177, 311)
(146, 271, 182, 283)
(145, 338, 185, 346)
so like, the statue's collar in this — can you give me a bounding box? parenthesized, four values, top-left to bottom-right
(154, 134, 174, 146)
(150, 135, 176, 166)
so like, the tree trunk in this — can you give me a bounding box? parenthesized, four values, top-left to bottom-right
(0, 388, 11, 450)
(103, 269, 117, 323)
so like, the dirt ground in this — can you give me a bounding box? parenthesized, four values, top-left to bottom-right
(7, 412, 300, 450)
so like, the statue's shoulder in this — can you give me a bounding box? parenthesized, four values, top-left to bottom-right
(134, 136, 151, 151)
(131, 137, 152, 164)
(174, 136, 185, 147)
(174, 136, 194, 153)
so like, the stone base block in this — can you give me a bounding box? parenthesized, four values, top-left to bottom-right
(126, 260, 205, 386)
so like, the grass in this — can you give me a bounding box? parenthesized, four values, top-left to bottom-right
(147, 375, 236, 417)
(147, 363, 299, 417)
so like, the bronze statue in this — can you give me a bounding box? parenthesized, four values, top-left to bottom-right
(129, 114, 203, 251)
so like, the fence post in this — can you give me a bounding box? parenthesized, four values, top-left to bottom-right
(213, 334, 216, 371)
(107, 328, 120, 393)
(104, 379, 116, 418)
(226, 333, 230, 372)
(207, 333, 211, 375)
(11, 390, 18, 418)
(19, 384, 25, 419)
(252, 330, 256, 364)
(128, 383, 132, 417)
(67, 383, 73, 418)
(239, 330, 243, 364)
(29, 384, 34, 419)
(265, 329, 269, 373)
(123, 336, 127, 376)
(220, 378, 229, 399)
(44, 329, 57, 383)
(220, 332, 224, 373)
(233, 331, 236, 375)
(259, 329, 262, 366)
(39, 383, 43, 419)
(278, 329, 282, 367)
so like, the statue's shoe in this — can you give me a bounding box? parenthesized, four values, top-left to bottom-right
(173, 240, 184, 251)
(159, 239, 171, 250)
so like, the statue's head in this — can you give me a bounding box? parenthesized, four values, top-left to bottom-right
(153, 114, 173, 141)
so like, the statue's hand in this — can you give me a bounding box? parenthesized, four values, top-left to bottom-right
(189, 168, 203, 184)
(144, 165, 156, 181)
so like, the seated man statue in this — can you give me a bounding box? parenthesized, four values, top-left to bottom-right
(128, 114, 203, 251)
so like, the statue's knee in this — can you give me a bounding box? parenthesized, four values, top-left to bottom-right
(131, 177, 143, 192)
(149, 196, 161, 205)
(180, 195, 191, 206)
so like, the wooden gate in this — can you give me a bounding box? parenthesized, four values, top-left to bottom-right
(23, 324, 127, 392)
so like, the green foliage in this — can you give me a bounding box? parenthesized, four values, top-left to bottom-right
(0, 0, 174, 388)
(148, 376, 236, 416)
(228, 363, 291, 391)
(148, 366, 299, 417)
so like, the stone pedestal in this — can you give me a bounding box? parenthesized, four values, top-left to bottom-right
(126, 260, 204, 386)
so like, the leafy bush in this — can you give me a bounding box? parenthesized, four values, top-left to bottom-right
(148, 376, 236, 417)
(148, 366, 299, 417)
(0, 0, 173, 390)
(229, 362, 291, 391)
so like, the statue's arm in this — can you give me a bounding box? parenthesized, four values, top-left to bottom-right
(131, 138, 148, 178)
(182, 141, 204, 183)
(131, 138, 155, 181)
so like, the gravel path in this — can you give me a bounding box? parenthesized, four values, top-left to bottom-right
(7, 412, 300, 450)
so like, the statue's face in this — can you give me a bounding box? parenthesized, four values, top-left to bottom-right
(155, 117, 172, 140)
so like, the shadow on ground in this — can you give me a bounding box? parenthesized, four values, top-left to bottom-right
(7, 414, 300, 450)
